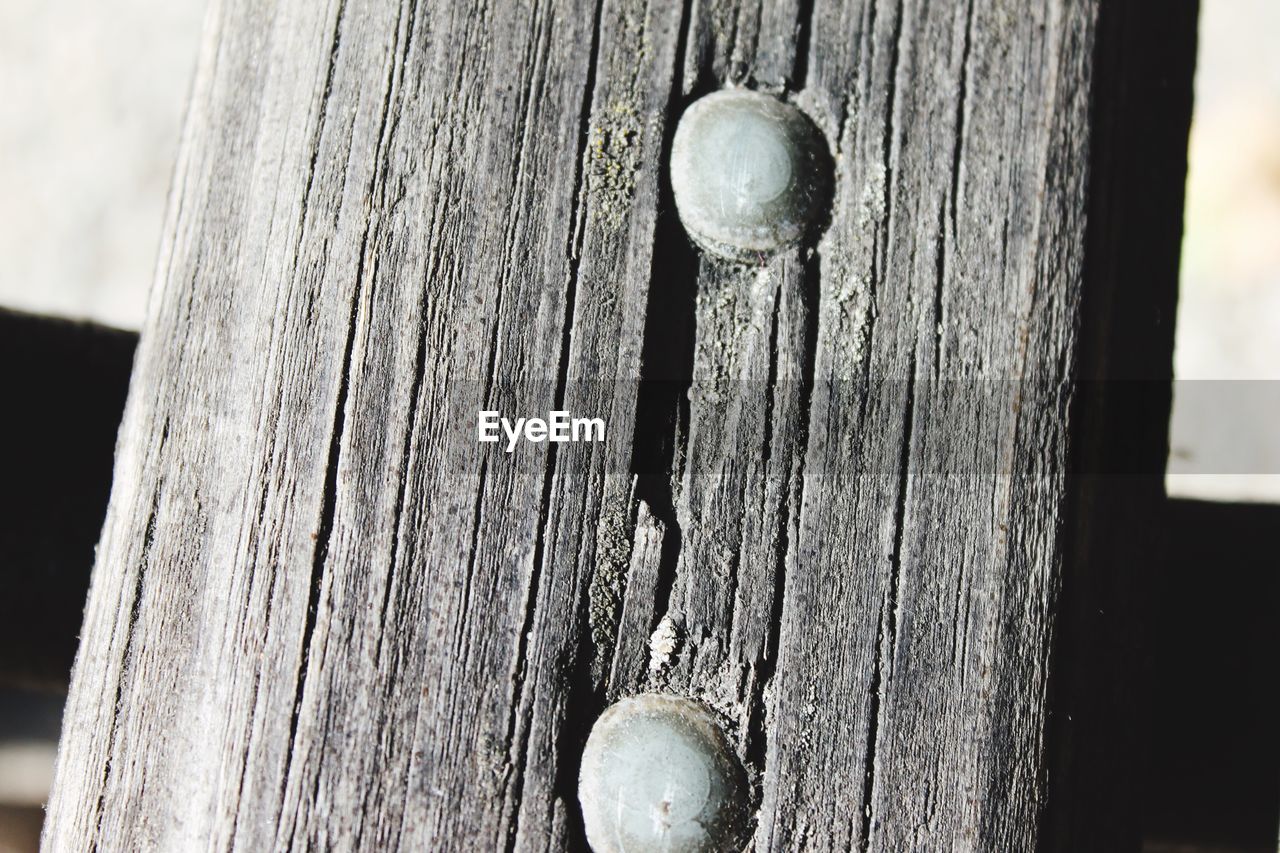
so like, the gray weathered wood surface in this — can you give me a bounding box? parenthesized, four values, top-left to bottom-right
(44, 0, 1172, 849)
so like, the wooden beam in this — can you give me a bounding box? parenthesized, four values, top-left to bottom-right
(44, 0, 1189, 849)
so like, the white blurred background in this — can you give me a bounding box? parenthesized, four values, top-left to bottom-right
(0, 4, 205, 848)
(0, 0, 205, 330)
(1166, 0, 1280, 502)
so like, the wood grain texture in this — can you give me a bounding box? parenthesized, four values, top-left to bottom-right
(43, 0, 1177, 850)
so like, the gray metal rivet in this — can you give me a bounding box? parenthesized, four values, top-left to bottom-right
(670, 89, 831, 261)
(578, 693, 749, 853)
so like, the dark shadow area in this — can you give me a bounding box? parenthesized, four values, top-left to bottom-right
(0, 309, 135, 689)
(1142, 498, 1280, 851)
(1044, 0, 1199, 849)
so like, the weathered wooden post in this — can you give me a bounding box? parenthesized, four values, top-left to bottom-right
(43, 0, 1194, 849)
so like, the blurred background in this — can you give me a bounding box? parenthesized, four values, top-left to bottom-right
(0, 2, 206, 849)
(1166, 0, 1280, 503)
(0, 0, 205, 330)
(0, 1, 1275, 851)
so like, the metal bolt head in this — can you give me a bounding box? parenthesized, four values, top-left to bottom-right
(578, 693, 749, 853)
(670, 89, 831, 261)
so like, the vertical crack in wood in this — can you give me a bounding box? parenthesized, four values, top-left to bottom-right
(948, 0, 974, 241)
(854, 0, 904, 363)
(89, 483, 163, 853)
(860, 348, 916, 852)
(500, 1, 609, 848)
(354, 6, 427, 852)
(627, 0, 700, 631)
(791, 0, 817, 91)
(252, 1, 355, 832)
(276, 279, 361, 837)
(748, 281, 784, 604)
(725, 5, 742, 81)
(877, 0, 905, 284)
(593, 485, 642, 684)
(272, 0, 416, 833)
(622, 0, 822, 825)
(359, 295, 425, 847)
(932, 198, 947, 381)
(269, 0, 413, 832)
(374, 283, 429, 666)
(930, 0, 974, 383)
(745, 249, 820, 790)
(745, 5, 763, 85)
(291, 0, 349, 270)
(846, 3, 907, 840)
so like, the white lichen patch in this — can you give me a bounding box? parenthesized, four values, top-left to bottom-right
(856, 161, 888, 229)
(696, 662, 749, 727)
(648, 614, 682, 674)
(819, 261, 873, 381)
(587, 100, 644, 230)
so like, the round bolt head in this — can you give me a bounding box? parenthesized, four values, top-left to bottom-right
(670, 89, 831, 261)
(578, 694, 749, 853)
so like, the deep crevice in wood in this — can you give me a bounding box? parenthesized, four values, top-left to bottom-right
(270, 1, 409, 835)
(89, 484, 161, 853)
(1039, 0, 1198, 848)
(858, 351, 917, 852)
(629, 0, 701, 571)
(622, 0, 703, 705)
(856, 0, 906, 371)
(791, 0, 816, 91)
(292, 0, 349, 270)
(596, 483, 643, 687)
(278, 284, 361, 836)
(516, 0, 611, 847)
(744, 246, 821, 797)
(932, 199, 948, 378)
(356, 9, 424, 851)
(947, 0, 974, 239)
(366, 9, 418, 673)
